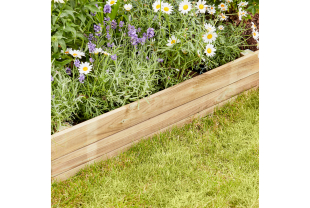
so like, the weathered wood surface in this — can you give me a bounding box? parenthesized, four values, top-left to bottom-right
(51, 51, 259, 161)
(52, 84, 259, 182)
(52, 72, 259, 177)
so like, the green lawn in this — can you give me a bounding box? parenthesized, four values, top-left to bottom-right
(52, 88, 259, 208)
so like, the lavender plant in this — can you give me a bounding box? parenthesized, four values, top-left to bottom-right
(51, 0, 256, 134)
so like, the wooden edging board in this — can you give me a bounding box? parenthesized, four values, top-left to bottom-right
(52, 51, 259, 181)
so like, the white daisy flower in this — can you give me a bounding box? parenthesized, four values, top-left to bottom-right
(78, 62, 93, 75)
(252, 30, 259, 40)
(204, 44, 216, 57)
(196, 0, 207, 13)
(166, 35, 180, 46)
(218, 3, 227, 11)
(256, 40, 259, 49)
(124, 4, 133, 11)
(226, 0, 233, 3)
(238, 8, 247, 20)
(161, 2, 173, 15)
(93, 48, 103, 55)
(238, 1, 248, 7)
(207, 8, 216, 15)
(152, 0, 162, 12)
(203, 31, 218, 43)
(179, 0, 192, 14)
(219, 13, 228, 21)
(70, 50, 85, 59)
(107, 0, 117, 6)
(182, 49, 188, 54)
(102, 51, 111, 56)
(61, 48, 72, 55)
(209, 4, 216, 11)
(204, 23, 216, 32)
(218, 25, 224, 30)
(251, 22, 257, 30)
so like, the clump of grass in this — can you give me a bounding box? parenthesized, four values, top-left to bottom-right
(52, 88, 259, 208)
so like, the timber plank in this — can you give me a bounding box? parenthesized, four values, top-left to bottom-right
(52, 51, 259, 161)
(52, 85, 258, 182)
(52, 72, 259, 177)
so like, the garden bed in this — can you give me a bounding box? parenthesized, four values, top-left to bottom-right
(51, 50, 259, 181)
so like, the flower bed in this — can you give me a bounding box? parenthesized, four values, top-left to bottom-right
(51, 0, 259, 181)
(52, 50, 259, 181)
(51, 0, 259, 134)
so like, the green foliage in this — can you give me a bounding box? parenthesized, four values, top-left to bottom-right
(51, 0, 258, 134)
(247, 0, 259, 14)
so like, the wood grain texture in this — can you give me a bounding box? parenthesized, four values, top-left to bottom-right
(52, 84, 259, 182)
(51, 51, 259, 161)
(52, 72, 259, 177)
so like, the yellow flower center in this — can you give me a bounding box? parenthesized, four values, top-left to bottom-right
(183, 5, 188, 10)
(222, 15, 225, 19)
(95, 52, 99, 55)
(110, 1, 115, 4)
(156, 4, 160, 9)
(199, 4, 204, 9)
(253, 32, 256, 36)
(164, 7, 169, 12)
(207, 34, 212, 39)
(73, 53, 77, 57)
(221, 4, 224, 7)
(171, 40, 176, 44)
(242, 3, 244, 5)
(207, 48, 212, 53)
(83, 67, 88, 71)
(65, 51, 69, 54)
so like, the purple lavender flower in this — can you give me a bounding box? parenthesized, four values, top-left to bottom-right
(74, 59, 80, 67)
(137, 28, 141, 33)
(146, 56, 149, 60)
(106, 32, 111, 40)
(94, 24, 101, 33)
(147, 28, 155, 39)
(95, 4, 98, 7)
(79, 74, 85, 83)
(128, 24, 135, 31)
(66, 67, 72, 75)
(111, 54, 117, 61)
(107, 42, 115, 47)
(111, 20, 117, 29)
(88, 34, 94, 41)
(95, 33, 101, 37)
(104, 17, 110, 22)
(51, 75, 54, 82)
(106, 25, 110, 30)
(119, 29, 122, 32)
(119, 21, 124, 28)
(88, 41, 96, 53)
(153, 15, 157, 20)
(157, 58, 164, 63)
(90, 12, 97, 16)
(104, 4, 112, 13)
(90, 58, 94, 63)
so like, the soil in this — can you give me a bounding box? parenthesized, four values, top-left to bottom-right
(227, 12, 259, 52)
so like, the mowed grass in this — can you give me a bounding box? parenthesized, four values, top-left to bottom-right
(52, 88, 259, 208)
